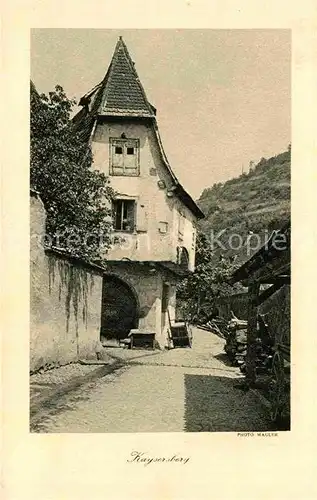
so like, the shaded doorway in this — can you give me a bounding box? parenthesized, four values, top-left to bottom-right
(161, 283, 170, 332)
(101, 275, 139, 341)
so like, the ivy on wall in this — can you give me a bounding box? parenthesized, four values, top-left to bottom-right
(48, 255, 96, 354)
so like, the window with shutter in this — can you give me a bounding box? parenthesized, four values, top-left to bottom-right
(113, 199, 136, 232)
(110, 138, 140, 176)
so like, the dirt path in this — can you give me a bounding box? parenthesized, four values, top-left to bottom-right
(30, 328, 272, 433)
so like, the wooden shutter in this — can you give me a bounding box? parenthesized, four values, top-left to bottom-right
(136, 201, 148, 232)
(110, 138, 139, 176)
(111, 140, 124, 175)
(124, 140, 139, 174)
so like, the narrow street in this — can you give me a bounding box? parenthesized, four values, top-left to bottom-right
(30, 328, 272, 433)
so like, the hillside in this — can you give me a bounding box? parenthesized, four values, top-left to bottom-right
(197, 149, 291, 264)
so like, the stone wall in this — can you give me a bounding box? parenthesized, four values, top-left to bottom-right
(30, 193, 103, 372)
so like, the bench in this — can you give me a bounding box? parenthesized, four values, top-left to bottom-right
(129, 329, 156, 350)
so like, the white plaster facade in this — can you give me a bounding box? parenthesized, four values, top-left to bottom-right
(91, 121, 197, 271)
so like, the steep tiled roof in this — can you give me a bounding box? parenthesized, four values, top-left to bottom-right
(79, 37, 155, 118)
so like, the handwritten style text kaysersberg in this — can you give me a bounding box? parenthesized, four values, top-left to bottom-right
(127, 451, 190, 466)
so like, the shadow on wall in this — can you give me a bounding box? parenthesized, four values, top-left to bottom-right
(30, 250, 103, 372)
(30, 191, 104, 371)
(184, 373, 274, 432)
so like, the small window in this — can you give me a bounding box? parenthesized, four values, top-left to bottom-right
(113, 199, 135, 232)
(110, 138, 139, 176)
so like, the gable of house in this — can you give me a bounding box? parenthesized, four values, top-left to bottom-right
(72, 37, 204, 271)
(73, 36, 203, 221)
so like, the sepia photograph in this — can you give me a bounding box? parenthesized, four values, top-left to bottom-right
(30, 29, 291, 433)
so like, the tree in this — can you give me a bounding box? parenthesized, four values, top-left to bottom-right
(30, 83, 114, 261)
(177, 231, 244, 322)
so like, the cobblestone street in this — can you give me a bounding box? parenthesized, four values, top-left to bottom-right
(30, 328, 272, 433)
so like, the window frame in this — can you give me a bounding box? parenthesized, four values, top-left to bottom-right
(112, 198, 136, 233)
(126, 146, 135, 155)
(109, 137, 140, 176)
(115, 146, 123, 155)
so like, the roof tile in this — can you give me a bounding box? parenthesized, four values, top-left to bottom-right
(81, 37, 155, 118)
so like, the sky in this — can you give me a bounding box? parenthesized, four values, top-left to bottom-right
(31, 29, 291, 199)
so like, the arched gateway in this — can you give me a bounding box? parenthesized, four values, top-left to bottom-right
(100, 275, 139, 341)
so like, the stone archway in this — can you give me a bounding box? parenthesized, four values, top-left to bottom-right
(100, 274, 139, 341)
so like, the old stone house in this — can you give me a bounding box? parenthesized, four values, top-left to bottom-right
(73, 37, 204, 348)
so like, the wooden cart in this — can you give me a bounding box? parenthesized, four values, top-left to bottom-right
(167, 309, 192, 348)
